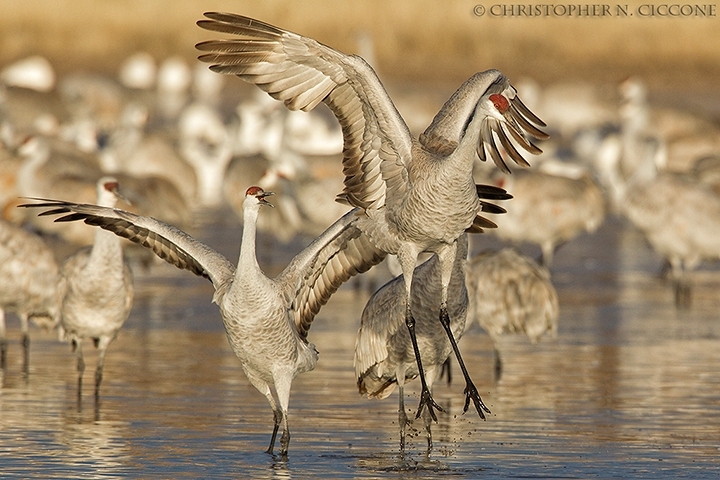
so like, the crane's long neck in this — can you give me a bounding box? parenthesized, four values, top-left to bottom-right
(450, 109, 487, 174)
(237, 203, 262, 280)
(88, 227, 124, 273)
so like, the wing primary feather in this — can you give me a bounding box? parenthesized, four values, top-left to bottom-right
(512, 94, 547, 127)
(492, 119, 532, 168)
(509, 103, 550, 140)
(476, 184, 513, 200)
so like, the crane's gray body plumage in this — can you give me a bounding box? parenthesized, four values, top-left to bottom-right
(492, 170, 605, 266)
(623, 172, 720, 307)
(55, 177, 134, 399)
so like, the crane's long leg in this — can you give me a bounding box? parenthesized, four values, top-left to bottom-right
(493, 347, 503, 381)
(20, 314, 30, 375)
(397, 248, 443, 422)
(438, 305, 490, 418)
(94, 336, 112, 399)
(395, 365, 411, 455)
(405, 302, 443, 421)
(247, 376, 285, 456)
(274, 375, 292, 458)
(398, 384, 408, 454)
(437, 243, 490, 419)
(422, 366, 440, 454)
(670, 259, 691, 308)
(0, 310, 6, 369)
(73, 338, 85, 407)
(439, 357, 452, 386)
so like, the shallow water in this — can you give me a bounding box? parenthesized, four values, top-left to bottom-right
(1, 213, 719, 479)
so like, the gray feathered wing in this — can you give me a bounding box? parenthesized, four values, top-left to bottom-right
(19, 200, 235, 295)
(196, 12, 412, 213)
(276, 208, 387, 341)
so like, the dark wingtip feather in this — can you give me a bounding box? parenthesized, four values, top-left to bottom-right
(54, 213, 90, 223)
(476, 184, 512, 201)
(513, 94, 547, 128)
(37, 207, 73, 217)
(466, 214, 498, 233)
(479, 201, 507, 215)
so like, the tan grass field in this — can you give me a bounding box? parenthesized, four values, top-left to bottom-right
(1, 0, 719, 91)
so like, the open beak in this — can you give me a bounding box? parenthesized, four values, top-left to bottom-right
(258, 191, 275, 207)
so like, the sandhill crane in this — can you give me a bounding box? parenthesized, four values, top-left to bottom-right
(691, 155, 720, 195)
(0, 219, 59, 370)
(598, 113, 720, 307)
(465, 248, 558, 379)
(490, 168, 605, 266)
(619, 77, 720, 172)
(98, 101, 198, 207)
(196, 12, 546, 422)
(46, 177, 134, 401)
(16, 134, 106, 243)
(355, 234, 469, 453)
(21, 186, 386, 457)
(621, 170, 720, 307)
(17, 135, 192, 253)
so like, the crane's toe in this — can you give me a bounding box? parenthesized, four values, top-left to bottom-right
(463, 381, 491, 419)
(415, 387, 444, 422)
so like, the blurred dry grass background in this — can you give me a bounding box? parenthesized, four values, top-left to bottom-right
(1, 0, 719, 91)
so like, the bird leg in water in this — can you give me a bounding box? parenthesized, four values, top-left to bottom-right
(279, 417, 290, 458)
(73, 339, 85, 406)
(20, 314, 30, 375)
(22, 332, 30, 376)
(94, 337, 112, 398)
(438, 305, 491, 419)
(405, 303, 444, 421)
(493, 348, 504, 382)
(421, 402, 434, 453)
(439, 357, 452, 386)
(266, 409, 283, 455)
(398, 385, 408, 454)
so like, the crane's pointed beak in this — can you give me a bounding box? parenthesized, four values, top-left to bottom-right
(258, 191, 275, 207)
(110, 184, 132, 206)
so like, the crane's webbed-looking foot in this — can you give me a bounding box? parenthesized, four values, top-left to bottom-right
(438, 305, 491, 419)
(462, 378, 491, 419)
(405, 307, 444, 421)
(416, 383, 443, 422)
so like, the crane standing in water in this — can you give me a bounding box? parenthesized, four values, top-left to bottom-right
(0, 219, 59, 371)
(51, 177, 133, 402)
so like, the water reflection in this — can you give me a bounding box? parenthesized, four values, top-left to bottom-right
(0, 217, 719, 478)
